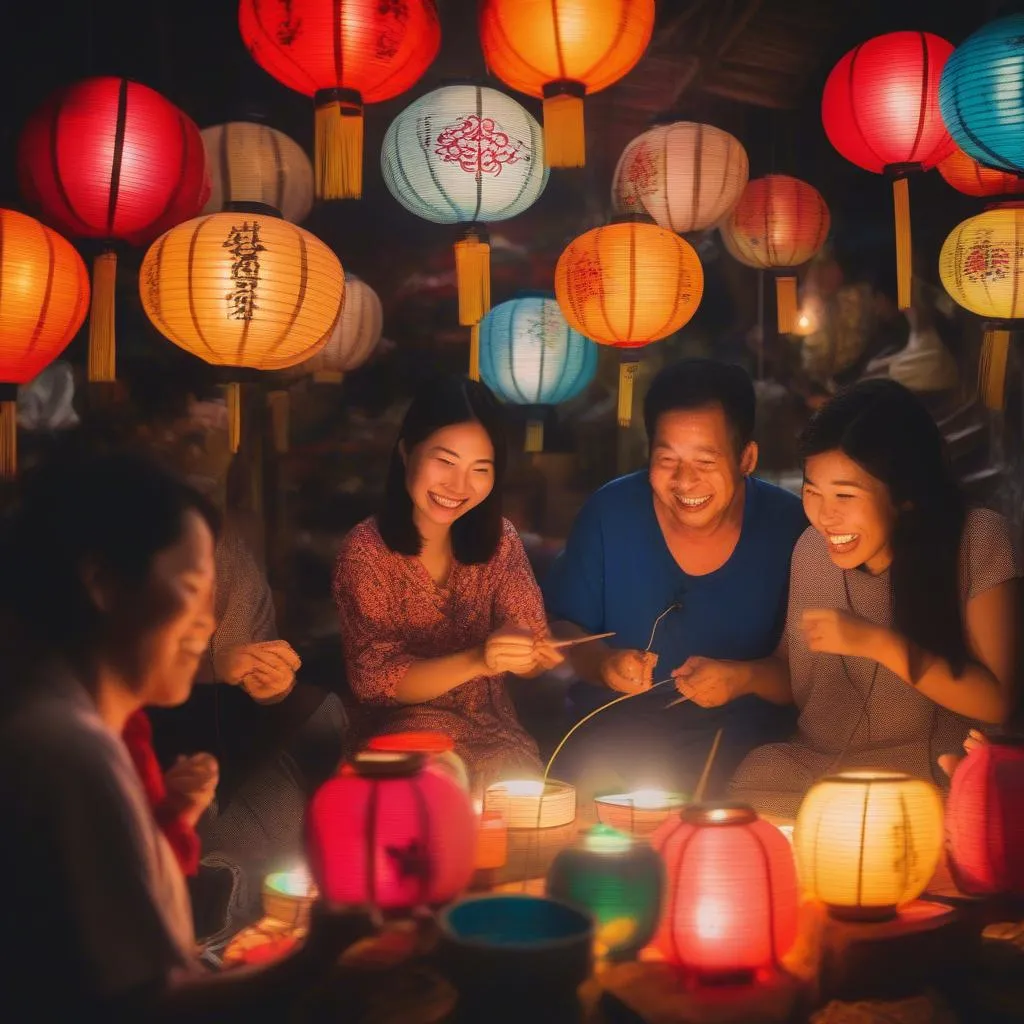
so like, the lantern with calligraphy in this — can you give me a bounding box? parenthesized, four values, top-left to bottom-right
(139, 211, 344, 452)
(794, 771, 944, 920)
(651, 804, 799, 982)
(937, 145, 1024, 199)
(479, 0, 654, 168)
(17, 76, 207, 382)
(239, 0, 440, 201)
(822, 32, 955, 310)
(381, 83, 548, 326)
(555, 221, 703, 427)
(307, 751, 476, 910)
(478, 294, 598, 452)
(201, 121, 314, 223)
(0, 209, 90, 477)
(612, 122, 749, 234)
(720, 175, 830, 335)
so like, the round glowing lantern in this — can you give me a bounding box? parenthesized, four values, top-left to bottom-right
(594, 789, 687, 837)
(17, 76, 207, 382)
(651, 804, 799, 982)
(555, 221, 703, 426)
(307, 751, 476, 910)
(139, 211, 344, 451)
(940, 15, 1024, 176)
(822, 32, 956, 310)
(478, 294, 598, 452)
(0, 209, 90, 477)
(381, 83, 548, 327)
(239, 0, 440, 200)
(946, 738, 1024, 896)
(720, 174, 830, 335)
(547, 824, 664, 961)
(367, 731, 470, 793)
(612, 121, 749, 234)
(937, 145, 1024, 199)
(794, 771, 944, 921)
(201, 122, 314, 223)
(479, 0, 655, 168)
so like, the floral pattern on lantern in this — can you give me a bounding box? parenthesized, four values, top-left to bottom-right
(612, 122, 749, 234)
(937, 145, 1024, 199)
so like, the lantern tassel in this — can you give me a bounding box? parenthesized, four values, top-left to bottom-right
(469, 323, 481, 381)
(542, 81, 586, 168)
(775, 276, 798, 334)
(267, 390, 290, 454)
(979, 328, 1011, 411)
(618, 361, 639, 428)
(224, 382, 242, 454)
(0, 387, 17, 480)
(313, 370, 344, 384)
(525, 419, 544, 453)
(314, 89, 363, 201)
(88, 250, 117, 383)
(455, 230, 490, 326)
(892, 176, 912, 311)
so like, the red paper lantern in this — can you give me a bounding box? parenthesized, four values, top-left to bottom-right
(946, 738, 1024, 896)
(17, 76, 208, 382)
(937, 145, 1024, 199)
(651, 804, 799, 982)
(822, 32, 955, 310)
(239, 0, 441, 200)
(307, 752, 476, 911)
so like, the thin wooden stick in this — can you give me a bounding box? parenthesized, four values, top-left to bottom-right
(693, 728, 724, 804)
(549, 631, 616, 650)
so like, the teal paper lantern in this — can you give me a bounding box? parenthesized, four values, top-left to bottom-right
(940, 16, 1024, 174)
(546, 825, 664, 962)
(381, 84, 548, 326)
(478, 294, 598, 452)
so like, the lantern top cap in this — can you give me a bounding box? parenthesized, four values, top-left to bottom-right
(350, 750, 426, 778)
(822, 769, 916, 784)
(682, 802, 758, 826)
(367, 731, 454, 754)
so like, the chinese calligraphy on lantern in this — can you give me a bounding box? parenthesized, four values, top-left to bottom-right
(963, 237, 1014, 284)
(223, 221, 266, 321)
(525, 303, 568, 352)
(376, 0, 409, 59)
(435, 115, 524, 176)
(622, 142, 656, 210)
(570, 252, 605, 306)
(274, 0, 301, 46)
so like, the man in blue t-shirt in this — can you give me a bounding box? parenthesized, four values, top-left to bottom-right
(543, 359, 806, 797)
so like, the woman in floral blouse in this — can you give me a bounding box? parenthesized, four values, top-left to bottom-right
(333, 376, 563, 788)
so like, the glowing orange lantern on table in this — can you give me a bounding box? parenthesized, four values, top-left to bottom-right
(822, 31, 955, 310)
(0, 209, 90, 477)
(937, 145, 1024, 199)
(239, 0, 441, 200)
(554, 220, 703, 426)
(720, 175, 830, 335)
(479, 0, 655, 168)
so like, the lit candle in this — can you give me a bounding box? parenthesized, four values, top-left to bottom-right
(484, 778, 576, 829)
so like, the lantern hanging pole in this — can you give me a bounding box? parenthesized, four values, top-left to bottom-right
(979, 325, 1011, 411)
(87, 249, 117, 383)
(618, 357, 639, 428)
(469, 323, 481, 381)
(888, 167, 915, 311)
(223, 382, 242, 454)
(775, 274, 798, 335)
(0, 384, 18, 480)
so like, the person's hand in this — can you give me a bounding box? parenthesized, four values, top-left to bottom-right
(938, 728, 988, 778)
(483, 626, 541, 676)
(215, 640, 301, 703)
(600, 649, 658, 695)
(672, 656, 743, 708)
(164, 753, 219, 829)
(800, 609, 878, 659)
(529, 639, 566, 674)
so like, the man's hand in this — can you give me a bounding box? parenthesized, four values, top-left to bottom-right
(215, 639, 301, 703)
(164, 753, 219, 829)
(672, 656, 743, 708)
(600, 649, 658, 695)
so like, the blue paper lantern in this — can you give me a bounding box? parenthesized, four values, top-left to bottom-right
(381, 84, 549, 326)
(940, 16, 1024, 174)
(478, 294, 597, 451)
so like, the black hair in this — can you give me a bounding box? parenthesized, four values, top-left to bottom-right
(377, 375, 506, 564)
(0, 433, 220, 659)
(643, 358, 756, 457)
(799, 379, 968, 675)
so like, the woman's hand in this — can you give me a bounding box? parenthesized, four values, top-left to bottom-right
(938, 728, 989, 778)
(483, 626, 541, 676)
(529, 640, 566, 674)
(672, 656, 743, 708)
(801, 608, 879, 659)
(164, 753, 219, 829)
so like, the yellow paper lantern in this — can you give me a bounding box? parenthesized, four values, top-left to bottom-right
(794, 771, 944, 921)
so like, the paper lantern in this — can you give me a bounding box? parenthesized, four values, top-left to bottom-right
(612, 122, 749, 234)
(381, 83, 548, 326)
(17, 76, 208, 381)
(651, 804, 799, 982)
(720, 175, 830, 334)
(307, 751, 476, 910)
(555, 221, 703, 426)
(202, 121, 314, 223)
(479, 0, 655, 168)
(239, 0, 440, 200)
(940, 15, 1024, 176)
(478, 294, 597, 451)
(937, 145, 1024, 199)
(794, 771, 944, 921)
(594, 789, 687, 837)
(547, 825, 664, 961)
(822, 32, 955, 310)
(946, 738, 1024, 896)
(0, 209, 90, 477)
(484, 779, 576, 829)
(367, 731, 469, 792)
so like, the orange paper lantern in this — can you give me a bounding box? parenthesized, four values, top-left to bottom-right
(937, 145, 1024, 199)
(720, 175, 830, 334)
(479, 0, 655, 168)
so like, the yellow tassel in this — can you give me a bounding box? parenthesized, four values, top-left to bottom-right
(314, 92, 363, 200)
(979, 328, 1010, 411)
(525, 419, 544, 452)
(776, 276, 798, 334)
(313, 370, 344, 384)
(469, 323, 481, 381)
(223, 382, 242, 454)
(618, 361, 639, 428)
(0, 398, 17, 479)
(542, 90, 586, 168)
(267, 390, 290, 454)
(88, 250, 117, 382)
(455, 231, 490, 326)
(892, 176, 912, 311)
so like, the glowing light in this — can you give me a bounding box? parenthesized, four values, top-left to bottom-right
(582, 824, 634, 854)
(266, 866, 314, 898)
(501, 780, 545, 797)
